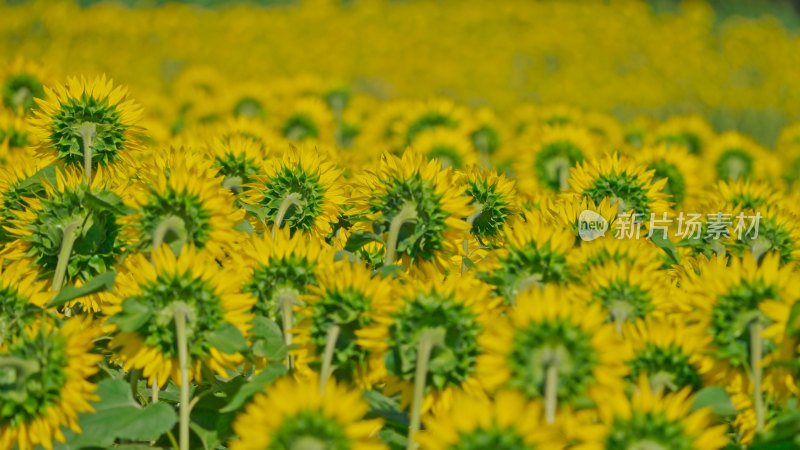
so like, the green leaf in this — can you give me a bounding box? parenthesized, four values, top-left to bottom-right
(373, 264, 405, 279)
(47, 272, 117, 308)
(57, 378, 177, 448)
(250, 317, 290, 360)
(690, 386, 738, 416)
(207, 323, 249, 354)
(243, 204, 270, 223)
(344, 231, 382, 252)
(106, 298, 152, 332)
(234, 219, 254, 234)
(220, 364, 286, 413)
(363, 390, 408, 429)
(649, 230, 680, 265)
(84, 190, 136, 216)
(17, 164, 58, 191)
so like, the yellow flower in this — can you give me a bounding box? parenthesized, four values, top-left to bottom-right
(229, 376, 386, 450)
(0, 57, 52, 115)
(409, 127, 478, 169)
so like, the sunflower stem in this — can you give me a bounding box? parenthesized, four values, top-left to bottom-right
(152, 375, 159, 403)
(384, 202, 418, 267)
(750, 320, 765, 434)
(51, 221, 81, 292)
(174, 306, 191, 450)
(279, 293, 296, 370)
(129, 369, 140, 402)
(406, 328, 444, 450)
(319, 324, 341, 395)
(543, 349, 561, 425)
(152, 215, 188, 254)
(79, 122, 97, 184)
(11, 87, 30, 113)
(273, 192, 303, 237)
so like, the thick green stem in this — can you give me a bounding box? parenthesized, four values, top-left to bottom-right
(279, 293, 296, 370)
(152, 375, 159, 403)
(11, 87, 30, 113)
(174, 307, 190, 450)
(273, 192, 303, 237)
(610, 301, 633, 336)
(129, 369, 140, 402)
(51, 222, 81, 292)
(751, 320, 765, 434)
(384, 203, 418, 267)
(152, 215, 188, 254)
(544, 364, 559, 424)
(406, 328, 444, 450)
(79, 122, 97, 184)
(319, 325, 341, 395)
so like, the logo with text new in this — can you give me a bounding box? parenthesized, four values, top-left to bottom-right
(578, 210, 608, 242)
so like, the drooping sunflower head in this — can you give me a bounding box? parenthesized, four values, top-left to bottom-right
(622, 317, 711, 395)
(108, 246, 255, 386)
(0, 317, 102, 450)
(0, 260, 49, 345)
(364, 268, 498, 415)
(393, 98, 467, 149)
(119, 148, 245, 257)
(293, 258, 396, 388)
(681, 253, 800, 388)
(633, 142, 702, 207)
(417, 390, 566, 450)
(569, 260, 679, 334)
(478, 284, 628, 408)
(463, 106, 507, 158)
(238, 229, 336, 326)
(478, 211, 576, 304)
(1, 57, 51, 115)
(596, 375, 729, 449)
(515, 124, 599, 193)
(274, 96, 335, 143)
(242, 144, 345, 238)
(568, 153, 670, 216)
(722, 203, 800, 266)
(705, 131, 781, 182)
(0, 153, 46, 245)
(349, 150, 472, 270)
(705, 178, 783, 212)
(3, 166, 127, 295)
(409, 127, 478, 169)
(30, 76, 145, 175)
(204, 135, 268, 196)
(456, 165, 520, 246)
(647, 114, 715, 155)
(229, 376, 385, 450)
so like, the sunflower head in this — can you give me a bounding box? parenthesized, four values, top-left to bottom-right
(0, 260, 49, 345)
(705, 131, 780, 182)
(409, 127, 478, 169)
(515, 124, 599, 193)
(0, 110, 35, 153)
(634, 142, 702, 207)
(242, 144, 345, 238)
(1, 57, 51, 115)
(275, 97, 335, 142)
(229, 376, 385, 450)
(457, 165, 520, 245)
(108, 246, 255, 386)
(204, 135, 267, 196)
(647, 115, 715, 155)
(30, 76, 145, 174)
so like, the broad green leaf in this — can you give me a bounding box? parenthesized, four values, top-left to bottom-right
(250, 317, 290, 360)
(373, 264, 405, 279)
(84, 190, 136, 216)
(690, 386, 738, 416)
(207, 323, 249, 354)
(649, 230, 680, 265)
(106, 298, 152, 332)
(48, 272, 117, 308)
(344, 231, 382, 252)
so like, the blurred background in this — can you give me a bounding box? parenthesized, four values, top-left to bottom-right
(2, 0, 799, 145)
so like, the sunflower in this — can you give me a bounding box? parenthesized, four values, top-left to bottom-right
(633, 142, 703, 207)
(242, 144, 345, 238)
(477, 211, 575, 304)
(416, 390, 566, 450)
(595, 375, 729, 449)
(0, 260, 49, 345)
(2, 167, 126, 302)
(0, 57, 51, 115)
(0, 153, 46, 246)
(728, 382, 782, 445)
(565, 231, 663, 275)
(646, 114, 715, 155)
(274, 96, 335, 143)
(704, 131, 781, 182)
(622, 317, 712, 395)
(462, 106, 507, 160)
(237, 229, 336, 332)
(119, 148, 245, 258)
(107, 246, 255, 386)
(360, 267, 498, 416)
(722, 202, 800, 266)
(679, 253, 800, 392)
(203, 135, 268, 197)
(567, 153, 671, 216)
(569, 261, 679, 334)
(392, 99, 467, 149)
(0, 110, 35, 156)
(292, 258, 395, 388)
(477, 285, 628, 418)
(515, 124, 599, 193)
(409, 127, 478, 169)
(456, 165, 520, 246)
(229, 376, 385, 450)
(29, 76, 145, 178)
(542, 194, 619, 243)
(0, 317, 102, 450)
(348, 150, 471, 270)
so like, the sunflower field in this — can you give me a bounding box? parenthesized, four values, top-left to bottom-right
(2, 0, 800, 449)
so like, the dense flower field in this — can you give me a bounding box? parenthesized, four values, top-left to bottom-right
(2, 1, 800, 449)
